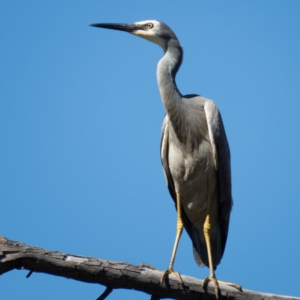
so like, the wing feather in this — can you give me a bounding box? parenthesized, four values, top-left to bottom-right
(204, 101, 233, 255)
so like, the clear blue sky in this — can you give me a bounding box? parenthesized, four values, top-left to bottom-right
(1, 1, 300, 299)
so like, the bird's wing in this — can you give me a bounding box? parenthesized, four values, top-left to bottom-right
(160, 115, 205, 265)
(204, 100, 233, 254)
(160, 115, 176, 200)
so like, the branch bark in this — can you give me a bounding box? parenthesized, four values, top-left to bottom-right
(0, 236, 298, 300)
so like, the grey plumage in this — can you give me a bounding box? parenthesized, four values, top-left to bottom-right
(161, 99, 232, 268)
(91, 20, 237, 294)
(154, 21, 232, 269)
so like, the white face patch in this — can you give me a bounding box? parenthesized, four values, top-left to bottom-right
(130, 20, 166, 49)
(134, 20, 160, 28)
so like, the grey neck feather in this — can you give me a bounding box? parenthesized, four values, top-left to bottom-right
(157, 38, 188, 143)
(157, 38, 207, 151)
(157, 38, 183, 110)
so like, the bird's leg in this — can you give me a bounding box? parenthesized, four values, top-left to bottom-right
(202, 216, 242, 298)
(202, 214, 220, 298)
(160, 192, 183, 285)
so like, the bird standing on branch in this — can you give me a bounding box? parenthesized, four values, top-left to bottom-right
(90, 20, 242, 298)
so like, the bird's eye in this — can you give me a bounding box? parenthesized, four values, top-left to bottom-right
(146, 23, 154, 29)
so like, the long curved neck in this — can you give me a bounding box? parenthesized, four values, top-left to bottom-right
(157, 39, 183, 111)
(157, 38, 185, 137)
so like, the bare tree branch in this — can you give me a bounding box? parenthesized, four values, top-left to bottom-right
(96, 286, 113, 300)
(0, 236, 298, 300)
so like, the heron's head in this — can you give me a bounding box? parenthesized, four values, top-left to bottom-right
(90, 20, 178, 50)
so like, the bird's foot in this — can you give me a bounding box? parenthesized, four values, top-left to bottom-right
(160, 268, 183, 285)
(140, 263, 157, 270)
(217, 279, 242, 291)
(203, 276, 220, 299)
(203, 276, 242, 299)
(140, 264, 183, 285)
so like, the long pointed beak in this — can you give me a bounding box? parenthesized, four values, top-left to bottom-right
(90, 23, 142, 33)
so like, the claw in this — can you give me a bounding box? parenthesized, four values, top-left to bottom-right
(160, 268, 183, 285)
(217, 279, 243, 292)
(140, 264, 183, 286)
(203, 276, 242, 299)
(140, 263, 157, 270)
(203, 276, 220, 299)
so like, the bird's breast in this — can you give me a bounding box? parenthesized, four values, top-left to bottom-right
(168, 137, 217, 225)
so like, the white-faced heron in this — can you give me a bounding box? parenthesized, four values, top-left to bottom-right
(90, 20, 241, 298)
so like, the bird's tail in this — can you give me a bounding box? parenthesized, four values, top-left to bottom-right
(191, 226, 223, 269)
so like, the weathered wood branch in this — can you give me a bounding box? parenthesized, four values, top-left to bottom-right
(0, 236, 298, 300)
